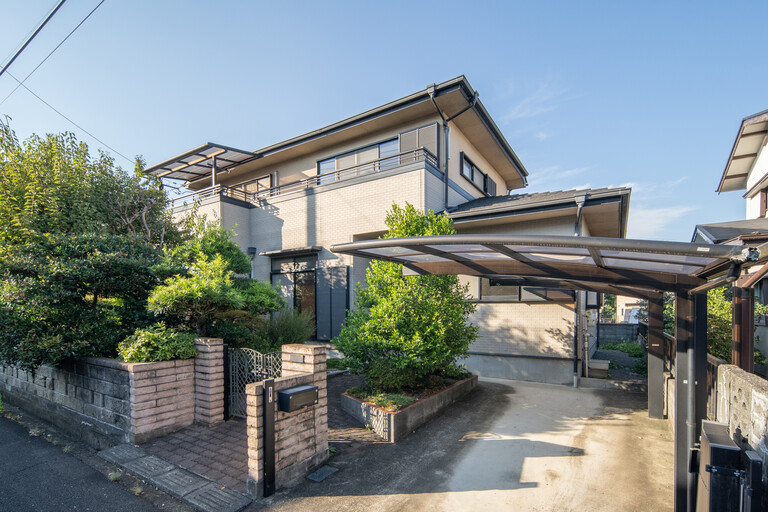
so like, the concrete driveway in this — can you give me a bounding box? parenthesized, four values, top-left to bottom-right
(251, 378, 673, 512)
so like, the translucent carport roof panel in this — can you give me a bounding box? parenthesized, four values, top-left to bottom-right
(330, 234, 758, 293)
(144, 143, 258, 182)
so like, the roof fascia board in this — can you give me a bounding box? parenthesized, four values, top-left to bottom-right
(717, 109, 768, 193)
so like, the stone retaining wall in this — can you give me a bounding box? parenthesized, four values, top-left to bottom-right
(0, 338, 226, 448)
(715, 364, 768, 508)
(246, 344, 328, 498)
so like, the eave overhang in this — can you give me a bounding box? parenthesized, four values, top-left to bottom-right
(717, 109, 768, 193)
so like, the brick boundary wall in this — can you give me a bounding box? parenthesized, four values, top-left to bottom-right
(246, 344, 328, 498)
(0, 338, 228, 448)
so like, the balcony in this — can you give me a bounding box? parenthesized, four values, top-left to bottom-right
(170, 148, 438, 209)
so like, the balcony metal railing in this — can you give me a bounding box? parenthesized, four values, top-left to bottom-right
(170, 147, 438, 208)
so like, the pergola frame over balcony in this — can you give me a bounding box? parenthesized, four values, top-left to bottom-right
(331, 234, 767, 512)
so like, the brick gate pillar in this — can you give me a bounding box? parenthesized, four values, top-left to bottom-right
(194, 338, 225, 426)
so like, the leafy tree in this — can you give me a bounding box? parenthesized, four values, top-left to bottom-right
(334, 203, 477, 392)
(0, 234, 161, 369)
(0, 119, 177, 247)
(164, 214, 251, 274)
(601, 294, 616, 321)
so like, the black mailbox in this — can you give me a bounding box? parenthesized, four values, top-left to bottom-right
(277, 385, 318, 412)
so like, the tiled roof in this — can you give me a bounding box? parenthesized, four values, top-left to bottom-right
(448, 187, 630, 217)
(692, 219, 768, 244)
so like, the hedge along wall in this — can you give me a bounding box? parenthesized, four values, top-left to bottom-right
(246, 344, 328, 498)
(0, 338, 225, 449)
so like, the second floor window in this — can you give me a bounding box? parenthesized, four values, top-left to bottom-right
(460, 153, 497, 196)
(317, 138, 400, 183)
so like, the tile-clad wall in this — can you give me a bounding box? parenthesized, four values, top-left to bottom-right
(246, 344, 328, 498)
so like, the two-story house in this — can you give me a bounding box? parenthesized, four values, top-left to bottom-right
(698, 109, 768, 362)
(147, 76, 630, 384)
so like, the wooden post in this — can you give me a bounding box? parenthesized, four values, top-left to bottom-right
(732, 287, 754, 372)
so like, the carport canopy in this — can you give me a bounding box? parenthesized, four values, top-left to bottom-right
(330, 234, 764, 297)
(330, 233, 768, 512)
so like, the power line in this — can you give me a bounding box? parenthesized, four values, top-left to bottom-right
(6, 70, 133, 164)
(0, 0, 106, 107)
(0, 0, 67, 80)
(1, 1, 60, 66)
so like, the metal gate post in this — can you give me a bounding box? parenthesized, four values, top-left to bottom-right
(223, 344, 230, 420)
(263, 378, 276, 497)
(647, 293, 665, 419)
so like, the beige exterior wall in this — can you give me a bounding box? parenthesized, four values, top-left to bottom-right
(249, 166, 428, 285)
(469, 302, 575, 358)
(448, 126, 506, 202)
(745, 146, 768, 219)
(217, 115, 442, 188)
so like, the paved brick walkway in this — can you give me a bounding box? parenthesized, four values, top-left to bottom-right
(143, 418, 249, 492)
(141, 372, 383, 493)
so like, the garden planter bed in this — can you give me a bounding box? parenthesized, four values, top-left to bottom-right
(340, 374, 478, 442)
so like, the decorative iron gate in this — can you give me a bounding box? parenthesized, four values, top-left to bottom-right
(228, 348, 281, 418)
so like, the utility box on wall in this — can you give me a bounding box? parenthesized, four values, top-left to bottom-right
(277, 385, 318, 412)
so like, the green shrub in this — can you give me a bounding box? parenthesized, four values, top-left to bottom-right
(118, 323, 197, 362)
(148, 255, 244, 335)
(326, 358, 350, 370)
(0, 234, 161, 369)
(599, 341, 644, 358)
(334, 203, 477, 393)
(165, 215, 251, 274)
(262, 308, 315, 350)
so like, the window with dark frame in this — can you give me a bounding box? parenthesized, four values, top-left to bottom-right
(459, 152, 497, 196)
(479, 278, 575, 302)
(317, 138, 400, 181)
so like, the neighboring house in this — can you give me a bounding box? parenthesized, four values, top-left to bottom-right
(702, 109, 768, 359)
(146, 76, 629, 385)
(615, 295, 643, 323)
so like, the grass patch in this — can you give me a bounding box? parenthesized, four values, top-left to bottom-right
(326, 358, 350, 371)
(0, 394, 4, 414)
(62, 444, 73, 454)
(345, 387, 416, 411)
(600, 341, 644, 358)
(367, 393, 416, 411)
(28, 427, 42, 437)
(130, 485, 143, 496)
(108, 471, 122, 482)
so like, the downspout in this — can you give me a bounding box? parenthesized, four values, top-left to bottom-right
(428, 85, 478, 210)
(573, 195, 587, 385)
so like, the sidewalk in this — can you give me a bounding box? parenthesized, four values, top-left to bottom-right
(0, 415, 159, 512)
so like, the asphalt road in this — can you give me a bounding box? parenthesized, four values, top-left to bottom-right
(0, 415, 158, 512)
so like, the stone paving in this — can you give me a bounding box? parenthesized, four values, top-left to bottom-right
(139, 372, 383, 496)
(142, 416, 249, 492)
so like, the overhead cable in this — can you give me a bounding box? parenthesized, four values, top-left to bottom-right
(0, 0, 106, 107)
(0, 0, 67, 80)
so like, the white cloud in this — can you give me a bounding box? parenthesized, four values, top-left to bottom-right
(627, 206, 696, 239)
(502, 73, 567, 122)
(533, 131, 550, 140)
(527, 165, 590, 189)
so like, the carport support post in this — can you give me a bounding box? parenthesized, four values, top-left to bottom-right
(674, 290, 707, 512)
(647, 293, 664, 419)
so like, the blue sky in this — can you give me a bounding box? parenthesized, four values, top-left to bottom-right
(1, 1, 766, 242)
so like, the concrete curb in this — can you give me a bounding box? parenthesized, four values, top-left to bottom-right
(99, 444, 251, 512)
(340, 375, 479, 442)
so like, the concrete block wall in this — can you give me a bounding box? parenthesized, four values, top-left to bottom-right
(0, 358, 132, 448)
(715, 364, 768, 505)
(194, 338, 225, 426)
(0, 338, 228, 448)
(246, 344, 328, 498)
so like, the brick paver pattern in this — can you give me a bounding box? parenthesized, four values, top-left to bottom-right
(142, 372, 384, 492)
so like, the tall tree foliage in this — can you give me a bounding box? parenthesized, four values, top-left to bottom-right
(334, 203, 477, 392)
(0, 119, 176, 247)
